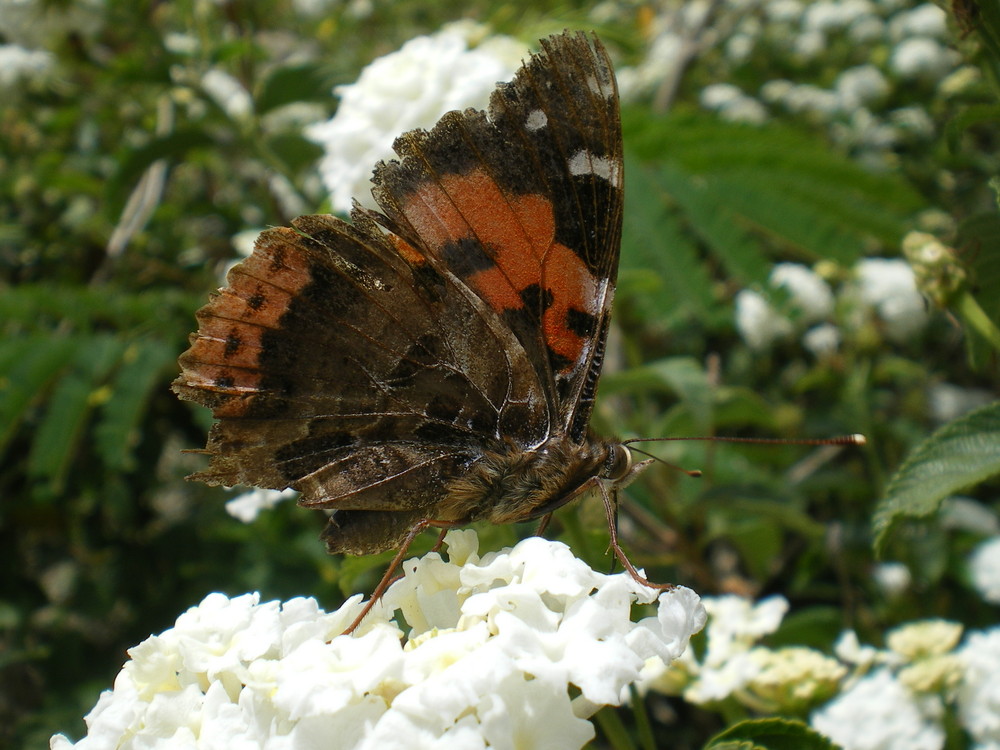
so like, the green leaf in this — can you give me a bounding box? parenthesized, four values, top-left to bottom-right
(958, 211, 1000, 365)
(94, 339, 177, 472)
(655, 161, 770, 284)
(706, 717, 838, 750)
(945, 104, 1000, 151)
(265, 133, 325, 173)
(873, 402, 1000, 551)
(645, 357, 714, 433)
(621, 158, 716, 320)
(0, 336, 81, 458)
(622, 110, 925, 273)
(256, 63, 330, 114)
(29, 335, 126, 496)
(107, 129, 216, 213)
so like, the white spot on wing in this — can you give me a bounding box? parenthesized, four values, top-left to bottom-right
(586, 74, 613, 99)
(525, 109, 547, 131)
(568, 150, 622, 187)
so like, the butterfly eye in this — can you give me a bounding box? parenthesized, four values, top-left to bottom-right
(603, 444, 633, 481)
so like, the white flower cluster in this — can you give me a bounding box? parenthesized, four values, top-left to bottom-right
(224, 487, 298, 523)
(734, 257, 929, 354)
(0, 43, 54, 89)
(970, 536, 1000, 606)
(0, 0, 104, 49)
(639, 588, 1000, 750)
(51, 531, 706, 750)
(614, 0, 963, 159)
(640, 595, 844, 710)
(307, 24, 527, 214)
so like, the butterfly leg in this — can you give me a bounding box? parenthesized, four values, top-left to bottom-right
(598, 481, 675, 592)
(534, 513, 553, 536)
(429, 527, 450, 553)
(341, 518, 462, 635)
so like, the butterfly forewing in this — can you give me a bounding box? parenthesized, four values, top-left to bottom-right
(173, 31, 625, 554)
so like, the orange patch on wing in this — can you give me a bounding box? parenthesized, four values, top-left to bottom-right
(389, 234, 427, 267)
(542, 243, 600, 367)
(177, 227, 316, 411)
(400, 169, 601, 372)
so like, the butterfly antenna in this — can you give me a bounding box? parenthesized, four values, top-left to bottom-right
(624, 434, 867, 447)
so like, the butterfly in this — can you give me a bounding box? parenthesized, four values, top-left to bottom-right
(173, 31, 668, 627)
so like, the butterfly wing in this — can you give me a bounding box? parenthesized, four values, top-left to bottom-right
(174, 31, 622, 552)
(371, 31, 623, 443)
(174, 211, 547, 551)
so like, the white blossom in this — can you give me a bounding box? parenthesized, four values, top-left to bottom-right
(890, 38, 959, 81)
(0, 43, 54, 88)
(765, 0, 804, 23)
(970, 537, 1000, 605)
(163, 32, 198, 56)
(957, 628, 1000, 747)
(803, 323, 841, 356)
(747, 647, 847, 709)
(848, 14, 886, 43)
(735, 290, 794, 350)
(836, 65, 890, 110)
(770, 263, 834, 322)
(642, 595, 788, 704)
(834, 630, 883, 668)
(700, 83, 768, 124)
(890, 105, 935, 139)
(0, 0, 104, 48)
(886, 620, 963, 661)
(225, 488, 297, 523)
(50, 531, 705, 750)
(201, 68, 254, 121)
(307, 26, 525, 214)
(887, 3, 948, 40)
(854, 258, 929, 342)
(873, 562, 911, 597)
(802, 0, 876, 33)
(810, 670, 945, 750)
(292, 0, 339, 17)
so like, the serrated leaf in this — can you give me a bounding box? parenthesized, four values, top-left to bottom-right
(95, 339, 176, 471)
(873, 401, 1000, 551)
(621, 158, 716, 319)
(656, 162, 770, 284)
(622, 110, 924, 272)
(0, 336, 82, 458)
(29, 335, 126, 496)
(706, 717, 838, 750)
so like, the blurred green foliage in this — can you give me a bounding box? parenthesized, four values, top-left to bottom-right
(2, 0, 999, 748)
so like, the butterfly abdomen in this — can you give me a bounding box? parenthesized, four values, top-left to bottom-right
(441, 436, 614, 525)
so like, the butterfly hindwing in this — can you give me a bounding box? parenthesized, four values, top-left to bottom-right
(174, 212, 547, 550)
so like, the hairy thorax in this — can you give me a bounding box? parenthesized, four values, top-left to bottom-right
(440, 435, 631, 525)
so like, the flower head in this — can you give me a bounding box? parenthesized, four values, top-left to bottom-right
(307, 26, 525, 214)
(810, 669, 945, 750)
(747, 646, 847, 712)
(970, 536, 1000, 605)
(853, 258, 929, 342)
(958, 627, 1000, 748)
(51, 531, 705, 750)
